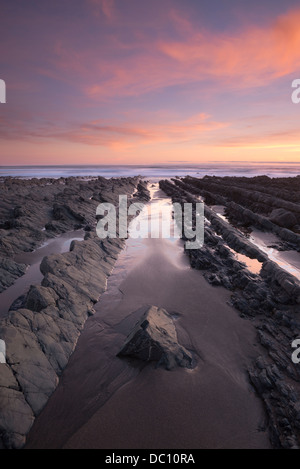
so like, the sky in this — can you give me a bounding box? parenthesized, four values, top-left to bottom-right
(1, 0, 300, 165)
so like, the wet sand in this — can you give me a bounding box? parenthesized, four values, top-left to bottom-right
(25, 187, 271, 449)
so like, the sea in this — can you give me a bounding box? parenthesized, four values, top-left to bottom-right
(0, 162, 299, 179)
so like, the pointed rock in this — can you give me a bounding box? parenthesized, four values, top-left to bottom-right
(117, 305, 193, 370)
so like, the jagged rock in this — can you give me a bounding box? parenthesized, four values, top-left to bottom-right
(0, 384, 34, 449)
(0, 320, 59, 415)
(261, 261, 300, 304)
(25, 285, 58, 312)
(117, 305, 193, 370)
(269, 208, 297, 229)
(9, 294, 27, 311)
(0, 257, 27, 293)
(204, 272, 222, 286)
(52, 203, 86, 223)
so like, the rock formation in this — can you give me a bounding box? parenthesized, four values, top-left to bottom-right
(159, 176, 300, 449)
(117, 305, 193, 370)
(0, 176, 150, 449)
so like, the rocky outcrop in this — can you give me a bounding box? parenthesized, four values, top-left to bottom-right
(0, 258, 27, 293)
(0, 176, 150, 449)
(159, 177, 300, 448)
(170, 176, 300, 249)
(117, 305, 193, 370)
(225, 201, 300, 248)
(260, 261, 300, 305)
(25, 285, 59, 312)
(181, 175, 300, 220)
(159, 178, 300, 307)
(269, 208, 298, 229)
(0, 237, 125, 449)
(0, 176, 145, 292)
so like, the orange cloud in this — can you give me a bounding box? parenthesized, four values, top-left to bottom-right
(3, 3, 300, 166)
(81, 7, 300, 100)
(159, 8, 300, 87)
(33, 6, 300, 106)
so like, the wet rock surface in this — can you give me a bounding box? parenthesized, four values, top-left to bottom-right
(117, 305, 193, 370)
(159, 176, 300, 449)
(177, 175, 300, 247)
(0, 258, 27, 293)
(0, 176, 148, 292)
(0, 176, 150, 449)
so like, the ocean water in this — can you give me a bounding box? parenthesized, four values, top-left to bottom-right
(0, 163, 299, 179)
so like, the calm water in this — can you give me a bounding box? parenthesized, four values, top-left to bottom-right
(0, 163, 300, 179)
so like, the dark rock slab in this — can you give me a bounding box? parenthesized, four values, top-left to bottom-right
(25, 285, 59, 312)
(0, 257, 27, 293)
(269, 208, 298, 229)
(117, 305, 193, 370)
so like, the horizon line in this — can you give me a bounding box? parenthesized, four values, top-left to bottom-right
(0, 161, 300, 168)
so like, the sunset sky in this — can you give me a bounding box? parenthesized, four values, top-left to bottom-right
(1, 0, 300, 165)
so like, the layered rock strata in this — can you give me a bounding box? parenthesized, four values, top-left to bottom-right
(0, 176, 150, 449)
(159, 177, 300, 449)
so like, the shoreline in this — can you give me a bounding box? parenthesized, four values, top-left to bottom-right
(0, 174, 300, 449)
(25, 184, 270, 449)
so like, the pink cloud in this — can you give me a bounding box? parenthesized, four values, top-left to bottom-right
(2, 2, 300, 165)
(4, 4, 300, 103)
(159, 7, 300, 87)
(43, 6, 299, 107)
(16, 5, 300, 107)
(0, 112, 228, 149)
